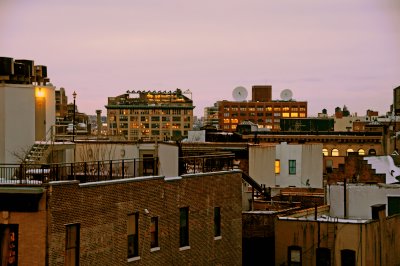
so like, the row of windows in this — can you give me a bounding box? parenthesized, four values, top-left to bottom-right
(63, 207, 221, 264)
(288, 246, 356, 266)
(323, 148, 376, 157)
(119, 109, 192, 115)
(223, 106, 306, 112)
(223, 113, 306, 119)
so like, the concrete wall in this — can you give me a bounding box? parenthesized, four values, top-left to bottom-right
(328, 183, 400, 219)
(47, 171, 243, 265)
(248, 145, 275, 187)
(0, 84, 35, 164)
(275, 215, 400, 266)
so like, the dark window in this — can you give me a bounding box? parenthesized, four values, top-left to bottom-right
(0, 224, 18, 266)
(150, 217, 159, 248)
(214, 207, 221, 237)
(340, 249, 356, 266)
(316, 247, 331, 266)
(288, 246, 301, 266)
(289, 160, 296, 175)
(179, 207, 189, 247)
(388, 196, 400, 216)
(65, 223, 80, 266)
(128, 213, 139, 258)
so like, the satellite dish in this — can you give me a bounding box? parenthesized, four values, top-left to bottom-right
(232, 86, 248, 101)
(280, 89, 293, 101)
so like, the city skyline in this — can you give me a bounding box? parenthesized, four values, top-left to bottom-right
(1, 0, 399, 118)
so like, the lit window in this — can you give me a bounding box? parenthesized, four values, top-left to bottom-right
(282, 113, 290, 117)
(179, 207, 189, 247)
(358, 149, 365, 155)
(275, 160, 280, 174)
(150, 217, 159, 249)
(332, 149, 339, 156)
(291, 113, 298, 117)
(289, 160, 296, 175)
(128, 213, 139, 258)
(322, 149, 328, 156)
(299, 113, 306, 117)
(346, 148, 354, 155)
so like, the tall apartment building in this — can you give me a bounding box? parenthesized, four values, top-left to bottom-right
(55, 87, 68, 121)
(203, 102, 219, 129)
(106, 89, 194, 141)
(218, 85, 307, 132)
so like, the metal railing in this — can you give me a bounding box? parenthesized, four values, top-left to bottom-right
(179, 153, 235, 174)
(0, 157, 158, 185)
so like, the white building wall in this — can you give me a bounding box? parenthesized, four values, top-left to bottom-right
(248, 142, 323, 188)
(301, 143, 323, 188)
(276, 142, 303, 187)
(327, 183, 400, 219)
(37, 85, 56, 136)
(0, 84, 35, 164)
(249, 145, 275, 187)
(158, 143, 178, 177)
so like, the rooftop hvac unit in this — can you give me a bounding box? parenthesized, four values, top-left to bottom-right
(35, 65, 47, 78)
(13, 62, 30, 76)
(15, 59, 35, 76)
(0, 57, 14, 75)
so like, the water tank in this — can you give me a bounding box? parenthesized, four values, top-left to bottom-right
(0, 57, 14, 75)
(13, 62, 29, 76)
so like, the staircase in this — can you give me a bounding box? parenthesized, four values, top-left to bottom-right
(24, 143, 51, 164)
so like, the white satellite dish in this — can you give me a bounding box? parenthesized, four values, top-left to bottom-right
(280, 89, 293, 101)
(232, 86, 248, 101)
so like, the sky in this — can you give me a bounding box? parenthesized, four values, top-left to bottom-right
(1, 0, 399, 118)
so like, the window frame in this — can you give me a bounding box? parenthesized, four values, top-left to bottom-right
(65, 223, 80, 266)
(179, 207, 189, 248)
(127, 212, 139, 259)
(288, 245, 302, 266)
(275, 159, 280, 175)
(150, 216, 159, 249)
(289, 160, 296, 175)
(214, 207, 221, 238)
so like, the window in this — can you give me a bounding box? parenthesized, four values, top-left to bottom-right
(65, 223, 80, 266)
(331, 149, 339, 156)
(275, 160, 280, 174)
(340, 249, 356, 266)
(179, 207, 189, 247)
(214, 207, 221, 238)
(368, 149, 376, 155)
(288, 246, 302, 266)
(322, 149, 328, 156)
(150, 217, 159, 249)
(128, 213, 139, 258)
(316, 247, 331, 266)
(358, 149, 365, 155)
(388, 196, 400, 216)
(346, 148, 354, 155)
(0, 224, 18, 266)
(289, 160, 296, 175)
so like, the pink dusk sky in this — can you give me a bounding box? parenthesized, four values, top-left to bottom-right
(1, 0, 399, 118)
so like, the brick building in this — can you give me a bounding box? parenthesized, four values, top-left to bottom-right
(0, 170, 242, 265)
(217, 85, 307, 132)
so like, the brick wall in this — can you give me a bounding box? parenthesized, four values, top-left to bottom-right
(47, 171, 242, 265)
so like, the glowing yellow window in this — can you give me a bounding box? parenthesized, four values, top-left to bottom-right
(291, 113, 298, 117)
(282, 113, 290, 117)
(300, 113, 306, 118)
(275, 160, 280, 174)
(224, 119, 230, 123)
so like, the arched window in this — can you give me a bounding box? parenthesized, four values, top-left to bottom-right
(358, 149, 365, 155)
(332, 149, 339, 157)
(346, 148, 354, 155)
(368, 149, 376, 155)
(322, 149, 328, 156)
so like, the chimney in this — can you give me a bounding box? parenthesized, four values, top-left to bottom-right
(96, 110, 102, 137)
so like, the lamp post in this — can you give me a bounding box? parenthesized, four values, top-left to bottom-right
(72, 91, 77, 142)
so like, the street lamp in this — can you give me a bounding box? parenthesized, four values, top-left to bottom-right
(72, 91, 77, 142)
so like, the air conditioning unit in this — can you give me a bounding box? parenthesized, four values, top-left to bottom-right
(0, 57, 14, 76)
